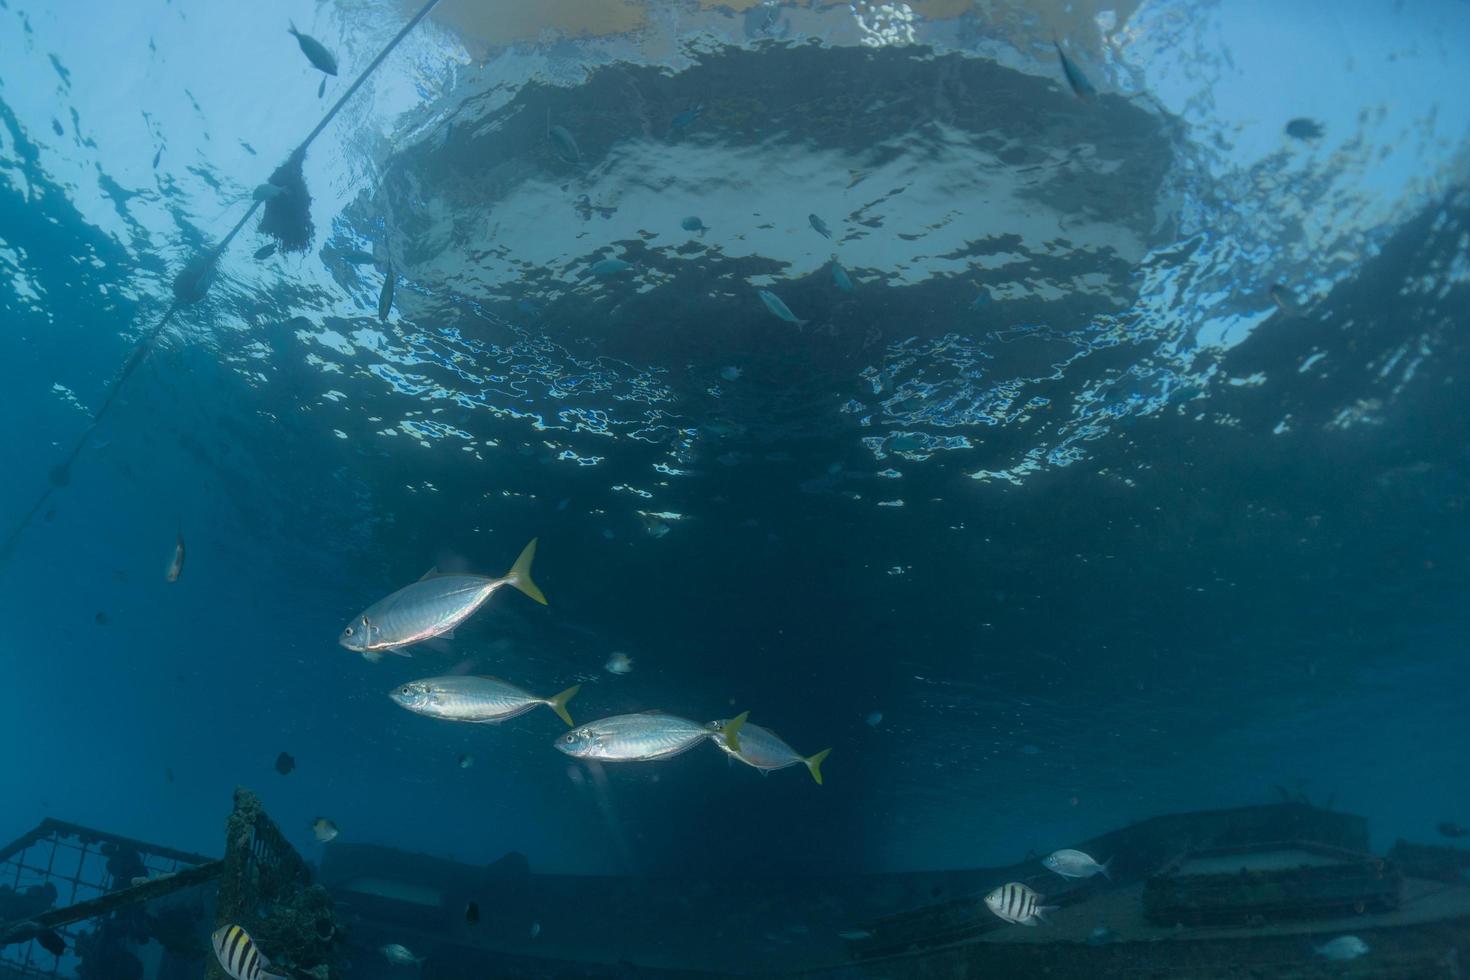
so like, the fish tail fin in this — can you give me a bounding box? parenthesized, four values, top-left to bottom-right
(1100, 857, 1112, 881)
(1035, 905, 1058, 925)
(804, 748, 832, 785)
(504, 538, 548, 605)
(288, 20, 299, 37)
(722, 711, 749, 753)
(546, 684, 580, 727)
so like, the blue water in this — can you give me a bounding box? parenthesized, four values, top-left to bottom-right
(3, 0, 1469, 976)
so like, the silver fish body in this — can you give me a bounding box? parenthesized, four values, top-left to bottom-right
(1054, 41, 1096, 100)
(984, 882, 1054, 926)
(1043, 848, 1110, 879)
(381, 943, 422, 965)
(549, 124, 580, 163)
(555, 711, 745, 762)
(341, 540, 546, 657)
(831, 262, 854, 293)
(213, 925, 286, 980)
(1316, 936, 1369, 961)
(758, 289, 807, 327)
(391, 675, 578, 726)
(165, 532, 185, 582)
(378, 265, 395, 322)
(708, 719, 830, 784)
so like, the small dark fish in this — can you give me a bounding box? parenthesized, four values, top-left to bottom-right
(51, 119, 64, 137)
(549, 124, 580, 164)
(166, 531, 185, 582)
(94, 611, 108, 626)
(671, 104, 703, 132)
(274, 751, 295, 776)
(1054, 40, 1097, 100)
(253, 243, 277, 261)
(681, 216, 708, 235)
(465, 901, 479, 924)
(1268, 283, 1299, 316)
(317, 76, 326, 99)
(288, 22, 338, 76)
(1439, 822, 1469, 839)
(152, 147, 162, 169)
(378, 265, 395, 323)
(343, 249, 378, 265)
(808, 214, 831, 238)
(1285, 117, 1324, 140)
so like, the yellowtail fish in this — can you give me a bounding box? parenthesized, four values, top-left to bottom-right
(390, 676, 580, 727)
(165, 531, 185, 582)
(984, 882, 1056, 926)
(556, 711, 746, 762)
(340, 539, 546, 661)
(1053, 40, 1096, 100)
(708, 718, 830, 785)
(1043, 848, 1110, 880)
(212, 925, 287, 980)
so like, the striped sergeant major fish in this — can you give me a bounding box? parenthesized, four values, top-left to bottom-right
(983, 882, 1057, 926)
(212, 925, 287, 980)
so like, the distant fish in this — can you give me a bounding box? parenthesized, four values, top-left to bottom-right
(984, 882, 1055, 926)
(381, 943, 423, 966)
(274, 751, 295, 776)
(604, 652, 634, 675)
(837, 930, 871, 941)
(1285, 117, 1324, 140)
(831, 261, 854, 293)
(253, 243, 277, 261)
(1438, 821, 1468, 839)
(465, 901, 479, 924)
(340, 539, 546, 661)
(94, 611, 108, 626)
(808, 213, 832, 238)
(343, 249, 377, 265)
(213, 925, 287, 980)
(555, 711, 746, 762)
(288, 22, 338, 76)
(864, 711, 883, 727)
(516, 298, 543, 317)
(317, 76, 326, 99)
(152, 146, 162, 169)
(718, 366, 742, 382)
(670, 104, 703, 133)
(391, 676, 580, 727)
(312, 818, 338, 843)
(252, 182, 285, 202)
(529, 921, 541, 939)
(708, 718, 830, 785)
(1268, 282, 1300, 316)
(1086, 926, 1118, 946)
(378, 265, 395, 323)
(681, 216, 708, 235)
(1315, 935, 1369, 961)
(758, 289, 808, 327)
(1043, 849, 1110, 880)
(457, 753, 475, 769)
(165, 531, 185, 582)
(970, 286, 992, 309)
(589, 258, 633, 277)
(549, 123, 580, 163)
(1053, 40, 1097, 100)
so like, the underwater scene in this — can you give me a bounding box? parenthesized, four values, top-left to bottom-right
(2, 0, 1469, 977)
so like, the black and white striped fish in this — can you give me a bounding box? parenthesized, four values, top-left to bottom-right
(212, 925, 287, 980)
(983, 882, 1056, 926)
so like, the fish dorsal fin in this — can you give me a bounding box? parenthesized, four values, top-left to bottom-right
(418, 566, 440, 581)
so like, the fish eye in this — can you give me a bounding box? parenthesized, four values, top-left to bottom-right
(344, 626, 354, 636)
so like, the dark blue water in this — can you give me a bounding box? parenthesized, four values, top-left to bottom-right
(3, 1, 1469, 977)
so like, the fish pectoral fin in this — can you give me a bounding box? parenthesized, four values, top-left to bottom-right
(362, 651, 384, 664)
(386, 646, 414, 658)
(418, 566, 440, 581)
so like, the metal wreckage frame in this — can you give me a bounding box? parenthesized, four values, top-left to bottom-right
(0, 789, 340, 980)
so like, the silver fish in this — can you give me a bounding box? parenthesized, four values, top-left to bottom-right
(549, 124, 580, 163)
(708, 719, 830, 785)
(758, 289, 808, 327)
(378, 265, 395, 323)
(213, 925, 287, 980)
(604, 651, 634, 675)
(984, 882, 1055, 926)
(1043, 849, 1110, 880)
(380, 943, 423, 966)
(391, 675, 579, 727)
(808, 213, 831, 238)
(312, 817, 338, 843)
(1315, 935, 1369, 961)
(1053, 40, 1096, 100)
(340, 539, 546, 661)
(556, 711, 746, 762)
(288, 22, 338, 76)
(831, 262, 854, 293)
(165, 531, 185, 582)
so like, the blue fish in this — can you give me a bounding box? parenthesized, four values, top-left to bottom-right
(832, 262, 854, 293)
(971, 287, 992, 309)
(253, 243, 277, 261)
(1054, 41, 1096, 100)
(681, 216, 708, 235)
(671, 104, 703, 132)
(590, 258, 633, 277)
(809, 214, 832, 239)
(288, 22, 338, 76)
(758, 289, 808, 327)
(549, 124, 580, 164)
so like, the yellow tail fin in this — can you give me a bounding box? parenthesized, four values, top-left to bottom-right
(723, 711, 749, 753)
(505, 538, 547, 605)
(546, 684, 580, 727)
(805, 748, 832, 786)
